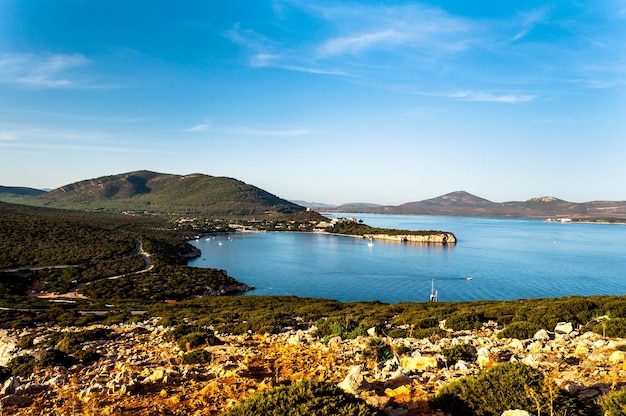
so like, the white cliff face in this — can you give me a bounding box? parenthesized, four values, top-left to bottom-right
(364, 232, 456, 244)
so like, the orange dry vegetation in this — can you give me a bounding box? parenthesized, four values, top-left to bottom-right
(11, 332, 445, 416)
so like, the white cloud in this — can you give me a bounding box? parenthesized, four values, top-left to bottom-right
(0, 52, 90, 88)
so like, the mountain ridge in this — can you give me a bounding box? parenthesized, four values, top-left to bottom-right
(301, 191, 626, 219)
(0, 170, 304, 218)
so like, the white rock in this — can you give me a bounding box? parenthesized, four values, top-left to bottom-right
(502, 410, 531, 416)
(533, 329, 551, 341)
(338, 365, 371, 395)
(554, 322, 574, 336)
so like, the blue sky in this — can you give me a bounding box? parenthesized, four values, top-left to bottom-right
(1, 1, 624, 205)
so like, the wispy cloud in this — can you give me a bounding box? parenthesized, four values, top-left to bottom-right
(0, 52, 91, 88)
(0, 131, 17, 140)
(184, 123, 211, 132)
(507, 7, 549, 42)
(314, 4, 474, 59)
(233, 127, 311, 137)
(410, 89, 536, 103)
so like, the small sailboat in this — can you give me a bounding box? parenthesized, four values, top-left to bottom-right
(367, 238, 374, 247)
(429, 279, 438, 302)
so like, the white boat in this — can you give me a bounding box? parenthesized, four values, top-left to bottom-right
(429, 279, 438, 302)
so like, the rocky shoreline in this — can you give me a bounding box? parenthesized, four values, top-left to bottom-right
(1, 319, 624, 415)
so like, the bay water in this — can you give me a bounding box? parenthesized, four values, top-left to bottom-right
(188, 214, 626, 303)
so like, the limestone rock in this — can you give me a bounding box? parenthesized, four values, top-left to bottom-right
(608, 350, 626, 364)
(502, 410, 531, 416)
(338, 365, 371, 395)
(555, 322, 574, 337)
(533, 329, 551, 341)
(401, 355, 438, 372)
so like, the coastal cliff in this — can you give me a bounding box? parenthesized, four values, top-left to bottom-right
(363, 232, 456, 244)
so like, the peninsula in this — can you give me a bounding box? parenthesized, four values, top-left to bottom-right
(323, 216, 456, 244)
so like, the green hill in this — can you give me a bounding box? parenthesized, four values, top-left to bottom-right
(28, 171, 304, 217)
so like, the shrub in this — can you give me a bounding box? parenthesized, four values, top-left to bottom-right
(583, 318, 626, 338)
(37, 349, 77, 368)
(497, 321, 542, 340)
(429, 362, 587, 416)
(417, 317, 440, 329)
(182, 349, 212, 365)
(7, 355, 36, 378)
(445, 312, 483, 331)
(369, 338, 394, 361)
(177, 331, 222, 351)
(387, 328, 407, 338)
(55, 328, 112, 355)
(412, 327, 448, 340)
(602, 388, 626, 416)
(315, 317, 367, 340)
(441, 343, 477, 365)
(222, 379, 383, 416)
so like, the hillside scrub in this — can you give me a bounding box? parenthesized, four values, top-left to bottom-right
(429, 362, 589, 416)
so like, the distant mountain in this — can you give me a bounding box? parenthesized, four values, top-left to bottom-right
(7, 170, 304, 217)
(327, 191, 626, 219)
(0, 185, 47, 197)
(290, 200, 337, 210)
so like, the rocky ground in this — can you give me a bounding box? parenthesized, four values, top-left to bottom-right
(0, 319, 625, 415)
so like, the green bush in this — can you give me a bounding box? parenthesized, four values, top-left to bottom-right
(583, 318, 626, 338)
(429, 362, 587, 416)
(412, 327, 448, 340)
(315, 317, 367, 340)
(222, 379, 383, 416)
(177, 331, 222, 351)
(497, 321, 542, 340)
(417, 317, 440, 329)
(369, 338, 394, 361)
(7, 355, 36, 378)
(602, 388, 626, 416)
(441, 343, 477, 365)
(387, 328, 407, 338)
(445, 312, 483, 331)
(37, 349, 77, 368)
(55, 328, 112, 355)
(182, 349, 212, 365)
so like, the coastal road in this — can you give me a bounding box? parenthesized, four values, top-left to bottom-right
(20, 236, 153, 300)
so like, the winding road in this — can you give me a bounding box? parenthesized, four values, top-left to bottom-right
(12, 236, 154, 300)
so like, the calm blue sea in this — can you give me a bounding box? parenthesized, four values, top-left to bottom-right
(188, 214, 626, 303)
